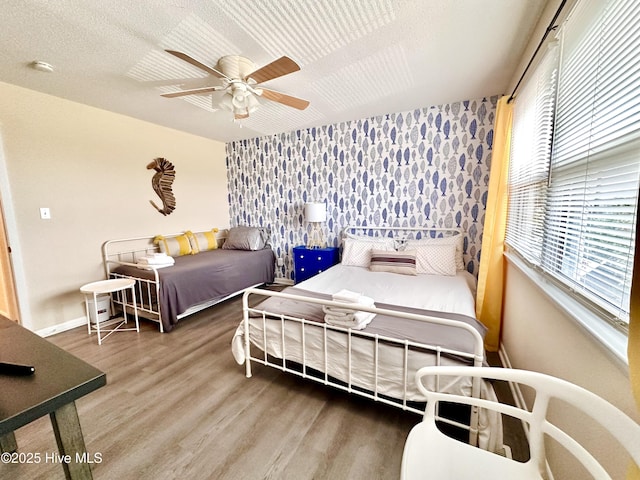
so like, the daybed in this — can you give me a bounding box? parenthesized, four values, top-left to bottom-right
(103, 226, 275, 332)
(232, 227, 503, 452)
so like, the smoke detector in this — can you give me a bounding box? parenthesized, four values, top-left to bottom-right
(30, 61, 54, 73)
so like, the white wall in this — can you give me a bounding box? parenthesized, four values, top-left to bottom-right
(0, 81, 229, 332)
(502, 260, 636, 479)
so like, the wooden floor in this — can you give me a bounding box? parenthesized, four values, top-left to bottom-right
(1, 286, 527, 480)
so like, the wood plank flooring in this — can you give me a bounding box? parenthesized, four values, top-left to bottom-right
(0, 286, 527, 479)
(0, 288, 418, 480)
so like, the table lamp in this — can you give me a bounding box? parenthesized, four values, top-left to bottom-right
(305, 202, 326, 248)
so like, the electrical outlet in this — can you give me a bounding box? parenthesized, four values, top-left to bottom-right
(39, 207, 51, 220)
(277, 257, 284, 266)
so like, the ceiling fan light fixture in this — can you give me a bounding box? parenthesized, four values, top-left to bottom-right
(219, 93, 234, 111)
(231, 92, 246, 109)
(246, 93, 260, 113)
(163, 51, 308, 120)
(230, 82, 248, 108)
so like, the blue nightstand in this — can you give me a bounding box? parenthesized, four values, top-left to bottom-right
(293, 246, 340, 283)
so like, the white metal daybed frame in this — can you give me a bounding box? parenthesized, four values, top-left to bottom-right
(103, 235, 167, 329)
(103, 230, 263, 332)
(238, 226, 490, 447)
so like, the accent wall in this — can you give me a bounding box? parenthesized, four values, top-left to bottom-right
(226, 95, 498, 281)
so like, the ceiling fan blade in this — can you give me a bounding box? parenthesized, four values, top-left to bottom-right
(165, 50, 228, 79)
(246, 56, 300, 84)
(161, 86, 222, 98)
(260, 88, 310, 110)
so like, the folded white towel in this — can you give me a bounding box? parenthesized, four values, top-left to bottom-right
(136, 263, 174, 270)
(332, 289, 363, 303)
(138, 255, 175, 266)
(323, 289, 377, 329)
(136, 254, 175, 269)
(330, 291, 375, 307)
(321, 307, 353, 317)
(324, 311, 376, 330)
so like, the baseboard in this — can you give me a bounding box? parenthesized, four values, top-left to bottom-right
(498, 343, 513, 368)
(499, 343, 555, 480)
(498, 343, 528, 411)
(35, 317, 86, 337)
(38, 280, 294, 337)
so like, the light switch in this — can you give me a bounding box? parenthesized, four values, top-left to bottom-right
(40, 207, 51, 220)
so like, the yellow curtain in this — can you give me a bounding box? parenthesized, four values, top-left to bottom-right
(475, 96, 513, 352)
(628, 187, 640, 480)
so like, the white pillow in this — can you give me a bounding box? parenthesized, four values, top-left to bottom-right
(341, 238, 394, 267)
(405, 235, 464, 271)
(410, 243, 457, 275)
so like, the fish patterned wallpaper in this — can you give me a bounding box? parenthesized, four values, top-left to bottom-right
(226, 95, 498, 281)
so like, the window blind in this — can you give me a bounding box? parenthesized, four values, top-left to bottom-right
(544, 0, 640, 325)
(505, 45, 558, 264)
(506, 0, 640, 329)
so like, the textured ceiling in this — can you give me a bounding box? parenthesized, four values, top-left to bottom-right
(0, 0, 547, 142)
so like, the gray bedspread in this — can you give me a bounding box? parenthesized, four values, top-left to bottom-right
(251, 286, 487, 360)
(114, 248, 275, 331)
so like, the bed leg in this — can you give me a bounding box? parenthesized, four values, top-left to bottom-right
(242, 290, 253, 378)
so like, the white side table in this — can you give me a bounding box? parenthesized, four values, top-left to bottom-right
(80, 279, 139, 345)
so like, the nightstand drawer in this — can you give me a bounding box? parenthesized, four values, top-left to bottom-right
(293, 246, 340, 283)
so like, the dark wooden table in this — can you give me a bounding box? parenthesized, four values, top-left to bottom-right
(0, 316, 106, 479)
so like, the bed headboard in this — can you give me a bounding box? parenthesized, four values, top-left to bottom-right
(102, 229, 230, 274)
(342, 226, 461, 244)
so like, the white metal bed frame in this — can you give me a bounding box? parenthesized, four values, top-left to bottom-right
(343, 225, 462, 239)
(102, 230, 252, 333)
(239, 226, 488, 446)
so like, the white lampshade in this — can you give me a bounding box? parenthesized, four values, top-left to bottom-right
(219, 93, 233, 111)
(305, 202, 326, 223)
(246, 93, 260, 113)
(232, 92, 246, 109)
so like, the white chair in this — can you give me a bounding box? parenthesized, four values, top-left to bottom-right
(401, 366, 640, 480)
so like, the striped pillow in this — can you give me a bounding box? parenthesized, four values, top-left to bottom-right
(153, 234, 192, 256)
(369, 249, 417, 276)
(186, 228, 219, 253)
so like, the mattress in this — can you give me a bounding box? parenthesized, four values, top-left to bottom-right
(113, 247, 275, 331)
(296, 263, 478, 317)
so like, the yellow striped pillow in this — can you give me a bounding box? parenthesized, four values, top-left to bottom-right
(153, 234, 192, 256)
(186, 229, 219, 254)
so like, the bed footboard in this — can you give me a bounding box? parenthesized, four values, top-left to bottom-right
(236, 288, 497, 450)
(108, 263, 163, 329)
(102, 236, 165, 331)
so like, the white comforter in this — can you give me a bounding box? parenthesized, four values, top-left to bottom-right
(296, 264, 478, 317)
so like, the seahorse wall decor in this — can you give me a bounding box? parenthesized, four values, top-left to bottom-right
(147, 157, 176, 216)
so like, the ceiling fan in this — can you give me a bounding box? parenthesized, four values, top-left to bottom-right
(162, 50, 310, 120)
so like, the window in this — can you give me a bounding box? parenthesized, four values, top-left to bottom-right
(506, 0, 640, 331)
(506, 44, 558, 265)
